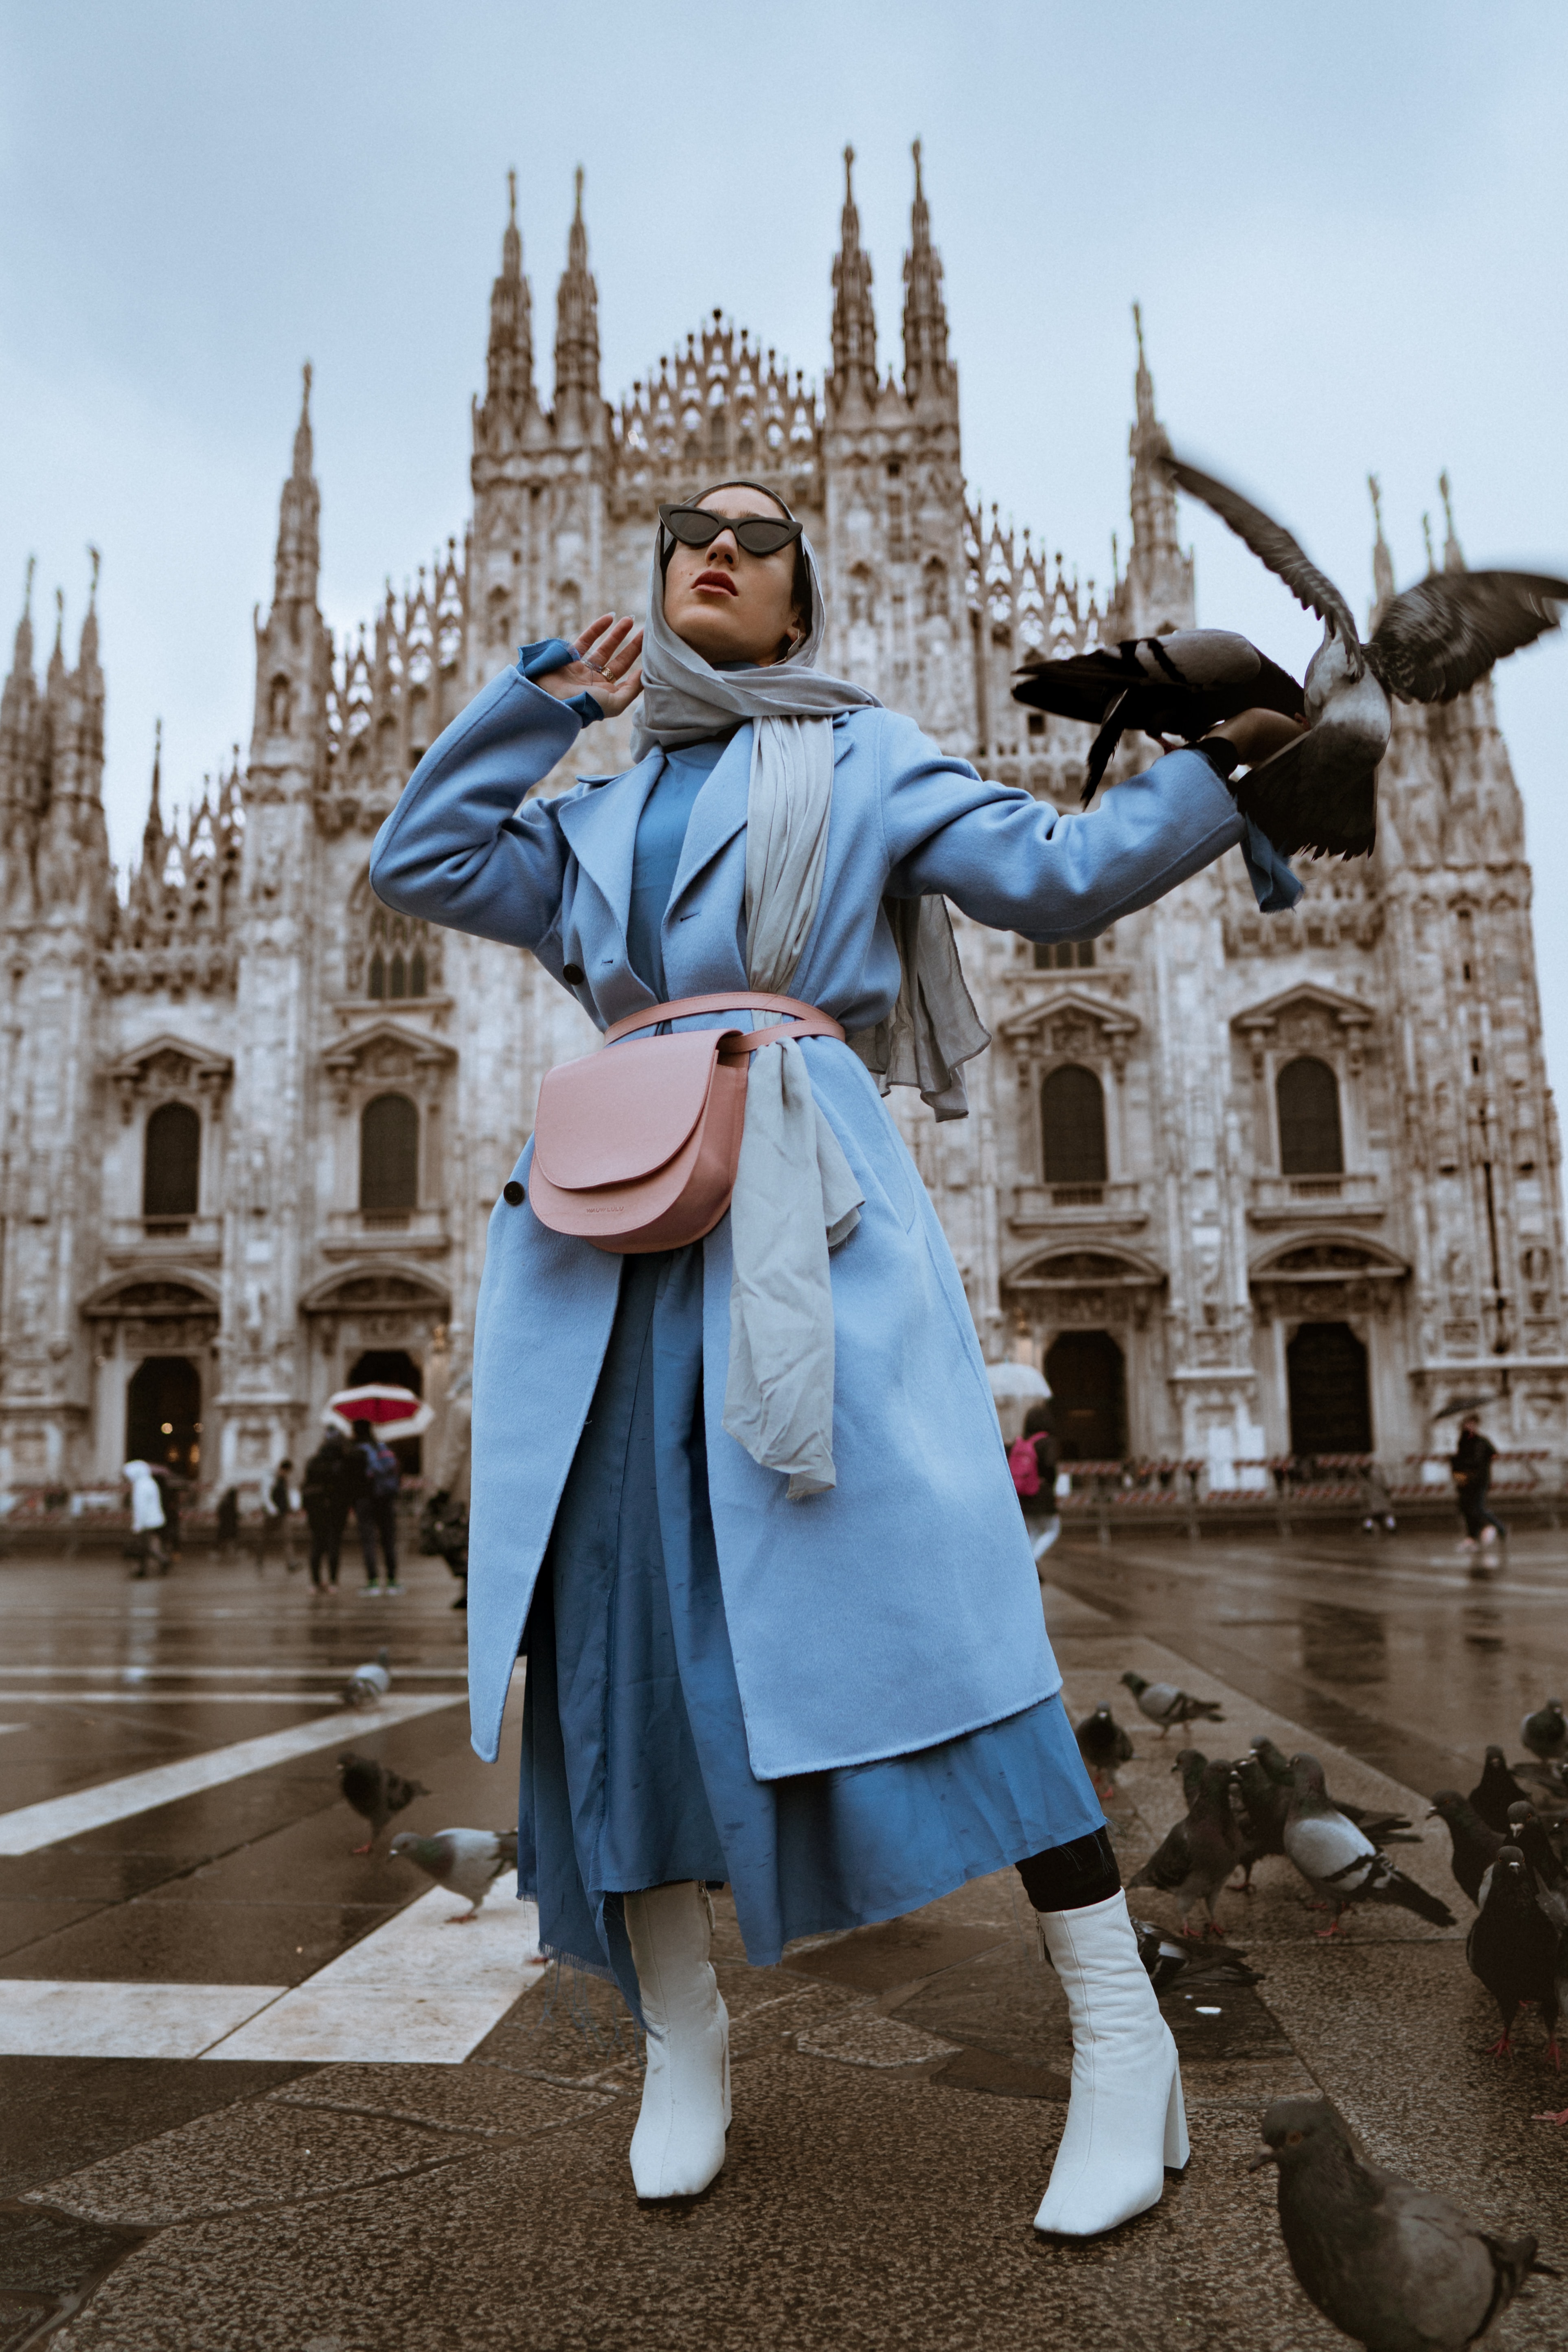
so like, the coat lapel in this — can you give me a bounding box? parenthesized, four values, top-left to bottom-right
(665, 724, 754, 912)
(556, 750, 662, 950)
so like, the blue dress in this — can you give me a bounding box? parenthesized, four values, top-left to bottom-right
(518, 740, 1105, 2015)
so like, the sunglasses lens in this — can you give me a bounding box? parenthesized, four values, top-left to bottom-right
(734, 520, 796, 555)
(663, 508, 719, 547)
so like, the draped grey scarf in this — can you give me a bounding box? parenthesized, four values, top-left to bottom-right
(631, 518, 988, 1496)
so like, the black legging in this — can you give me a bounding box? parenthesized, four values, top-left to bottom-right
(1015, 1826, 1121, 1913)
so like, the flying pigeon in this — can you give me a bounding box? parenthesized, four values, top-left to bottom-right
(1252, 2093, 1554, 2352)
(343, 1648, 391, 1710)
(1428, 1790, 1504, 1908)
(1466, 1844, 1562, 2064)
(1074, 1702, 1135, 1797)
(1250, 1737, 1415, 1845)
(338, 1751, 429, 1854)
(1470, 1747, 1533, 1835)
(389, 1827, 520, 1922)
(1120, 1671, 1224, 1738)
(1132, 1914, 1261, 1994)
(1162, 450, 1568, 861)
(1521, 1698, 1568, 1765)
(1128, 1753, 1243, 1936)
(1283, 1754, 1455, 1938)
(1010, 628, 1305, 803)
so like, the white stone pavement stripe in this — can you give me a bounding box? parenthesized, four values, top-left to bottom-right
(0, 1692, 441, 1706)
(0, 1880, 547, 2063)
(0, 1695, 461, 1854)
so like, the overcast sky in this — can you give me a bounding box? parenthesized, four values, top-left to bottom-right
(4, 2, 1567, 1092)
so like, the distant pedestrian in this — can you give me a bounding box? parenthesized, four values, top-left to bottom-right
(302, 1433, 353, 1590)
(262, 1458, 303, 1572)
(123, 1459, 169, 1579)
(215, 1485, 240, 1561)
(1008, 1403, 1061, 1570)
(351, 1417, 402, 1593)
(1359, 1459, 1397, 1537)
(1451, 1413, 1505, 1551)
(152, 1466, 186, 1562)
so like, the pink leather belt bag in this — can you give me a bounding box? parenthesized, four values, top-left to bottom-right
(526, 992, 847, 1255)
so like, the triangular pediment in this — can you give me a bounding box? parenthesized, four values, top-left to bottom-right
(322, 1018, 457, 1075)
(998, 987, 1140, 1046)
(1233, 983, 1376, 1036)
(105, 1033, 234, 1086)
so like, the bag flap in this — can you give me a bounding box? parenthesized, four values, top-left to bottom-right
(533, 1030, 724, 1189)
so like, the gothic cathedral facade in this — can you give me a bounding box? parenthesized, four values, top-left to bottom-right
(2, 151, 1563, 1495)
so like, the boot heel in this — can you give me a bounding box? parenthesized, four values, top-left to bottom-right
(1163, 2062, 1190, 2171)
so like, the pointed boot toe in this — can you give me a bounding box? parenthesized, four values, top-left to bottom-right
(625, 1883, 730, 2201)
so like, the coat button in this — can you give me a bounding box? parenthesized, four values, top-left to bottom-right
(562, 961, 585, 985)
(502, 1180, 525, 1207)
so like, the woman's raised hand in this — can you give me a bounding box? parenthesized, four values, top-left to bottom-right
(533, 613, 644, 718)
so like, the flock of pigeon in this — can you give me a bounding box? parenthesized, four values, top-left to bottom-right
(333, 1648, 516, 1921)
(1083, 1677, 1568, 2346)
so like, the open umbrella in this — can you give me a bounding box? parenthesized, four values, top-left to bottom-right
(324, 1383, 434, 1440)
(987, 1360, 1050, 1404)
(1430, 1393, 1495, 1422)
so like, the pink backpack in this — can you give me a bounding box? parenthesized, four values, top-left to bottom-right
(1008, 1434, 1041, 1499)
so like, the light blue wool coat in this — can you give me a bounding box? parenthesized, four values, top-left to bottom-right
(370, 671, 1274, 1774)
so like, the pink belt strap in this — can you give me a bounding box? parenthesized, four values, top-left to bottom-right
(603, 992, 846, 1056)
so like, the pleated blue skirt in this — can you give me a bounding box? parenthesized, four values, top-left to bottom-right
(517, 1246, 1103, 2016)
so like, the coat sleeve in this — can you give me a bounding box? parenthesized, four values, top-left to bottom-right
(873, 708, 1257, 942)
(368, 666, 586, 950)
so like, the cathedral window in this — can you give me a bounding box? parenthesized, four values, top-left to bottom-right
(268, 675, 293, 732)
(1027, 713, 1045, 738)
(1033, 941, 1095, 971)
(1277, 1056, 1343, 1176)
(1042, 1064, 1107, 1189)
(355, 899, 435, 1000)
(360, 1093, 419, 1214)
(143, 1101, 200, 1221)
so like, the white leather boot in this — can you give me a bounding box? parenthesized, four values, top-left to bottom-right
(623, 1880, 731, 2199)
(1033, 1890, 1189, 2237)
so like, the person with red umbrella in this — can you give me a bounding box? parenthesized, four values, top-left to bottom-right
(322, 1385, 433, 1597)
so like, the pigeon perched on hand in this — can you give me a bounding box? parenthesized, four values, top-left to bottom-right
(1252, 2093, 1554, 2352)
(1250, 1737, 1416, 1845)
(1132, 1914, 1261, 1994)
(1284, 1754, 1455, 1938)
(338, 1751, 429, 1854)
(1470, 1747, 1533, 1834)
(1428, 1791, 1505, 1907)
(1121, 1671, 1224, 1738)
(343, 1648, 391, 1710)
(1466, 1844, 1562, 2064)
(389, 1827, 519, 1922)
(1128, 1753, 1242, 1937)
(1074, 1702, 1135, 1797)
(1521, 1698, 1568, 1765)
(1011, 628, 1305, 803)
(1163, 450, 1568, 861)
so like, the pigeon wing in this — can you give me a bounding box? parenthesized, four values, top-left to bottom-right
(1163, 455, 1360, 645)
(1231, 722, 1378, 861)
(1369, 570, 1568, 704)
(1011, 647, 1142, 724)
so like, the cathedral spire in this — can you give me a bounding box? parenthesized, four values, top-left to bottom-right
(901, 138, 951, 403)
(1439, 469, 1465, 571)
(143, 718, 164, 865)
(553, 167, 600, 417)
(79, 544, 101, 684)
(10, 556, 34, 683)
(829, 145, 878, 408)
(1368, 473, 1395, 619)
(1119, 305, 1191, 636)
(483, 168, 534, 421)
(272, 362, 320, 608)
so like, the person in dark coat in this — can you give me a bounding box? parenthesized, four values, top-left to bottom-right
(351, 1417, 402, 1593)
(1020, 1402, 1061, 1567)
(301, 1434, 353, 1590)
(1451, 1413, 1505, 1550)
(215, 1485, 240, 1562)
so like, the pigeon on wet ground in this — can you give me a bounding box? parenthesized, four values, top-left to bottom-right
(1506, 1801, 1567, 1903)
(1132, 1915, 1261, 1993)
(1231, 1751, 1289, 1891)
(1010, 627, 1305, 803)
(389, 1827, 520, 1921)
(1251, 1737, 1415, 1844)
(1284, 1754, 1455, 1937)
(1509, 1757, 1568, 1829)
(1428, 1791, 1504, 1907)
(1074, 1702, 1135, 1798)
(1163, 450, 1568, 861)
(1521, 1699, 1568, 1765)
(338, 1751, 429, 1854)
(1466, 1844, 1562, 2065)
(343, 1647, 391, 1710)
(1471, 1747, 1534, 1834)
(1128, 1753, 1243, 1937)
(1252, 2093, 1555, 2351)
(1121, 1671, 1224, 1738)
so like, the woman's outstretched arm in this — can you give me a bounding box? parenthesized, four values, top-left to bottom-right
(876, 709, 1300, 939)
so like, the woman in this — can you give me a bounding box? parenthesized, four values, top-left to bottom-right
(371, 482, 1300, 2232)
